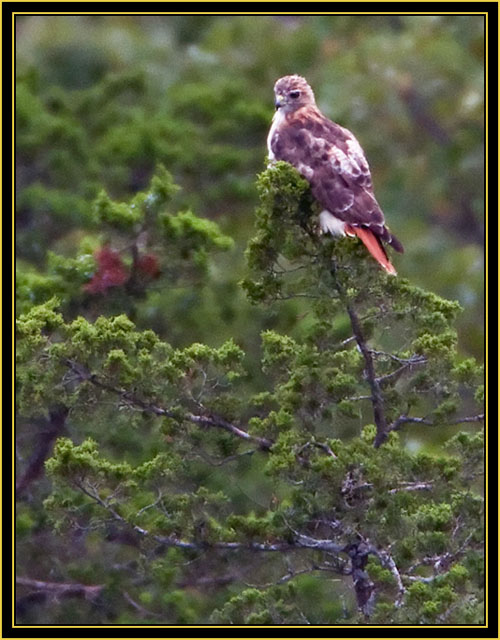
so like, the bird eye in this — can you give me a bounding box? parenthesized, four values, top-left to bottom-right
(289, 90, 301, 99)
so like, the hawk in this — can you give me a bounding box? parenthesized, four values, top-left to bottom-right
(267, 75, 403, 275)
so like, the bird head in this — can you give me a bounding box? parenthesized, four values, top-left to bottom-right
(273, 75, 316, 112)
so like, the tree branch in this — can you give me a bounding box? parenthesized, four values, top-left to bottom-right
(386, 413, 485, 439)
(16, 576, 103, 600)
(388, 482, 433, 494)
(73, 474, 419, 618)
(74, 479, 354, 560)
(195, 449, 257, 467)
(296, 440, 337, 459)
(376, 551, 406, 607)
(245, 563, 344, 590)
(343, 304, 389, 449)
(122, 591, 163, 620)
(344, 542, 377, 617)
(16, 405, 69, 497)
(65, 359, 273, 451)
(375, 355, 427, 387)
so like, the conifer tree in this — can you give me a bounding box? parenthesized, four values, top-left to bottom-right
(16, 163, 484, 625)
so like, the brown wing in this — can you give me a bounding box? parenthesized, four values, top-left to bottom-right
(270, 107, 403, 251)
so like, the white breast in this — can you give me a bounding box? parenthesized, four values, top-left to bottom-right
(267, 108, 286, 163)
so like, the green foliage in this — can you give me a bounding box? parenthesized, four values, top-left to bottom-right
(241, 164, 483, 445)
(15, 157, 484, 623)
(16, 165, 233, 328)
(209, 584, 312, 625)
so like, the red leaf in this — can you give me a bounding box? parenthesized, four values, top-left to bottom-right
(137, 253, 161, 278)
(83, 247, 129, 294)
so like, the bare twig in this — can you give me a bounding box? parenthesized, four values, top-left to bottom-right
(436, 596, 476, 623)
(176, 574, 236, 588)
(386, 413, 485, 439)
(246, 562, 345, 591)
(377, 551, 406, 607)
(294, 533, 345, 554)
(449, 414, 485, 424)
(122, 591, 162, 619)
(375, 356, 426, 387)
(16, 576, 103, 600)
(296, 440, 337, 459)
(65, 359, 273, 451)
(245, 566, 319, 590)
(74, 481, 354, 559)
(74, 480, 317, 553)
(402, 574, 437, 584)
(369, 350, 426, 366)
(388, 482, 433, 494)
(196, 449, 256, 467)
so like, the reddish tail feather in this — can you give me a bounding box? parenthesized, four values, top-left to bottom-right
(345, 225, 397, 276)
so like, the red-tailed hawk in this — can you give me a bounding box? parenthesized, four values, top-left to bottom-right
(267, 75, 403, 275)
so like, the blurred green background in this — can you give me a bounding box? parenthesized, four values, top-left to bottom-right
(16, 13, 484, 357)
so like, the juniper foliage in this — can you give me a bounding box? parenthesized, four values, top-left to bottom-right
(16, 164, 484, 625)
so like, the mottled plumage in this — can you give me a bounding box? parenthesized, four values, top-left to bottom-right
(267, 75, 403, 274)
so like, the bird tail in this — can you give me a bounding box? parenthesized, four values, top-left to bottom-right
(387, 231, 404, 254)
(345, 225, 397, 276)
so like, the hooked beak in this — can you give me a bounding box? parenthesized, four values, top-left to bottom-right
(274, 94, 284, 110)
